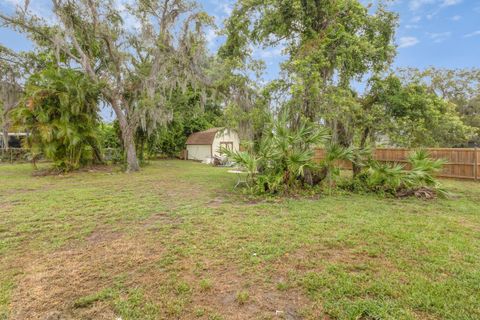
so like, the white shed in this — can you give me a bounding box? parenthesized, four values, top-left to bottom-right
(185, 128, 240, 161)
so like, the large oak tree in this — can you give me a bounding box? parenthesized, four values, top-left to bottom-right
(220, 0, 397, 145)
(1, 0, 212, 171)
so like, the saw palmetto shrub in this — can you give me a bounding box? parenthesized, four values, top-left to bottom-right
(224, 112, 445, 198)
(341, 150, 446, 198)
(222, 113, 359, 194)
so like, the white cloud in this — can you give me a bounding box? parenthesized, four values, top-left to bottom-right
(3, 0, 18, 5)
(464, 30, 480, 38)
(205, 27, 219, 49)
(450, 15, 462, 21)
(221, 3, 233, 16)
(398, 36, 420, 48)
(408, 0, 461, 12)
(427, 31, 451, 43)
(114, 1, 141, 31)
(254, 46, 284, 59)
(411, 15, 422, 22)
(261, 48, 283, 58)
(1, 0, 55, 23)
(441, 0, 462, 7)
(409, 0, 435, 11)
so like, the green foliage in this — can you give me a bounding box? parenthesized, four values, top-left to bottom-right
(99, 122, 121, 150)
(350, 74, 473, 149)
(222, 84, 272, 144)
(385, 82, 472, 147)
(222, 0, 396, 82)
(98, 122, 124, 163)
(319, 144, 356, 189)
(222, 112, 329, 194)
(458, 95, 480, 146)
(12, 66, 102, 170)
(136, 88, 224, 158)
(221, 0, 397, 142)
(403, 150, 446, 192)
(364, 162, 406, 193)
(344, 150, 446, 196)
(397, 67, 480, 147)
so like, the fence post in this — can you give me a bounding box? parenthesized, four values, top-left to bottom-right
(475, 147, 478, 181)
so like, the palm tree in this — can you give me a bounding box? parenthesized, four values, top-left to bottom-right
(13, 66, 103, 171)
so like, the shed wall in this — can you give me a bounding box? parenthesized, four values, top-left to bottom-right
(186, 145, 211, 161)
(212, 130, 240, 157)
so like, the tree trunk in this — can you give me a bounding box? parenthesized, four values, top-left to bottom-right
(335, 121, 352, 147)
(352, 127, 371, 177)
(109, 95, 140, 172)
(2, 124, 8, 149)
(123, 127, 139, 172)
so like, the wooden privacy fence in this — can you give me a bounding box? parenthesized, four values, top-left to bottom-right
(314, 148, 480, 181)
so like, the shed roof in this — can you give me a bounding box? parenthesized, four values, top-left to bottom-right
(186, 128, 223, 145)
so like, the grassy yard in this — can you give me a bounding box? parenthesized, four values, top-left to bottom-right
(1, 160, 479, 320)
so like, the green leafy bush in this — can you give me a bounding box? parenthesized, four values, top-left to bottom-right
(12, 66, 103, 171)
(99, 122, 124, 164)
(222, 113, 330, 194)
(343, 150, 446, 197)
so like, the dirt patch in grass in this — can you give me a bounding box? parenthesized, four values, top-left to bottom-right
(200, 288, 310, 320)
(0, 202, 13, 211)
(141, 212, 184, 230)
(9, 234, 164, 319)
(2, 188, 41, 196)
(164, 255, 319, 320)
(209, 287, 312, 319)
(85, 229, 123, 244)
(207, 197, 225, 208)
(457, 218, 480, 233)
(31, 165, 116, 177)
(274, 244, 400, 276)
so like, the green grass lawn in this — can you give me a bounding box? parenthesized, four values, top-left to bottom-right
(1, 160, 479, 320)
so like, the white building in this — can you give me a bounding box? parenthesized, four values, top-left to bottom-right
(185, 128, 240, 161)
(0, 132, 27, 148)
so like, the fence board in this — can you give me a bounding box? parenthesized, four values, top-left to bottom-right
(314, 147, 480, 181)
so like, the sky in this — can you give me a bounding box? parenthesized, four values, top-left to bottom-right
(1, 0, 479, 83)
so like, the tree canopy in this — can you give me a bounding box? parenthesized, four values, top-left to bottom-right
(1, 0, 215, 171)
(220, 0, 397, 143)
(0, 0, 478, 174)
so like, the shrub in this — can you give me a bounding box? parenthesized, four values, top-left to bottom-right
(344, 150, 446, 198)
(222, 112, 330, 194)
(12, 67, 103, 171)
